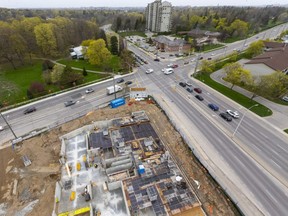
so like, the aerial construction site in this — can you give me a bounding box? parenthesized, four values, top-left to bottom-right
(0, 99, 240, 216)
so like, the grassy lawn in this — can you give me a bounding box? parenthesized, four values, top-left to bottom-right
(119, 31, 147, 38)
(1, 59, 111, 105)
(194, 72, 272, 117)
(202, 44, 225, 52)
(284, 129, 288, 134)
(58, 55, 122, 72)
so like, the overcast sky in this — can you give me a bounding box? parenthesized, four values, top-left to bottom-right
(0, 0, 287, 8)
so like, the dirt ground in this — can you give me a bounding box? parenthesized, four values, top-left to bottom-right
(0, 100, 240, 216)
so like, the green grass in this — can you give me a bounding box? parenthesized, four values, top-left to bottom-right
(118, 31, 147, 38)
(284, 129, 288, 134)
(202, 43, 225, 51)
(58, 55, 122, 72)
(194, 72, 272, 117)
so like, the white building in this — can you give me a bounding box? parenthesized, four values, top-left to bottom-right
(145, 0, 172, 33)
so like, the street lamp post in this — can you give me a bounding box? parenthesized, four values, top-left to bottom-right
(232, 104, 258, 138)
(0, 112, 17, 139)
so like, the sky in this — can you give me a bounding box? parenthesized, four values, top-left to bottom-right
(0, 0, 287, 9)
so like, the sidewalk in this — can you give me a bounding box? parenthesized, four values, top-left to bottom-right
(210, 62, 288, 130)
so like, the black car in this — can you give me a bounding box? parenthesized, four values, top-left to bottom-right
(125, 81, 133, 85)
(195, 95, 204, 101)
(117, 78, 124, 83)
(219, 113, 232, 121)
(186, 87, 193, 93)
(154, 58, 160, 62)
(179, 82, 187, 87)
(24, 107, 36, 114)
(64, 100, 76, 107)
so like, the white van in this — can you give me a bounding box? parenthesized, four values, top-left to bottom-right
(163, 68, 174, 75)
(146, 69, 154, 74)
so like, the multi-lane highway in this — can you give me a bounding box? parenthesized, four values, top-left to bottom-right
(1, 23, 288, 215)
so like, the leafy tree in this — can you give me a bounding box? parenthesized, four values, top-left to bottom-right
(61, 65, 83, 87)
(42, 60, 54, 72)
(110, 36, 119, 55)
(51, 64, 64, 84)
(98, 29, 108, 47)
(115, 16, 122, 32)
(120, 49, 134, 72)
(228, 19, 249, 37)
(34, 23, 58, 56)
(0, 77, 19, 104)
(224, 62, 252, 89)
(246, 41, 264, 57)
(29, 82, 46, 97)
(83, 67, 88, 76)
(86, 39, 112, 66)
(27, 89, 33, 99)
(200, 60, 215, 73)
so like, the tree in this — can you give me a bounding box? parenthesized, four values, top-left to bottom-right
(83, 67, 88, 76)
(0, 77, 19, 105)
(60, 65, 83, 87)
(246, 41, 264, 57)
(86, 39, 112, 66)
(115, 16, 122, 32)
(120, 49, 135, 72)
(51, 64, 64, 84)
(28, 82, 46, 97)
(98, 29, 108, 47)
(228, 19, 249, 37)
(110, 36, 119, 55)
(200, 60, 215, 73)
(224, 62, 252, 89)
(34, 23, 58, 56)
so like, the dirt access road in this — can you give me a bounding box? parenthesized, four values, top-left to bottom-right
(0, 100, 240, 216)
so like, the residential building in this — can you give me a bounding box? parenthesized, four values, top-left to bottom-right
(244, 42, 288, 76)
(145, 0, 172, 33)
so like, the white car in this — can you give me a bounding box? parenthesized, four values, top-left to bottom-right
(167, 63, 173, 67)
(163, 68, 174, 75)
(0, 126, 5, 131)
(282, 96, 288, 102)
(85, 88, 94, 94)
(226, 110, 240, 118)
(146, 69, 154, 74)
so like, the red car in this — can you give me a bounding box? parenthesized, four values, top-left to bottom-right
(172, 64, 178, 68)
(194, 88, 202, 93)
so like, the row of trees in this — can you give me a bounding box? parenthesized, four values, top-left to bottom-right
(172, 6, 288, 39)
(0, 17, 100, 68)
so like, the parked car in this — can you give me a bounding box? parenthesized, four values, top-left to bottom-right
(198, 56, 203, 60)
(186, 87, 193, 93)
(219, 113, 232, 121)
(194, 88, 202, 93)
(207, 57, 212, 60)
(195, 95, 204, 101)
(169, 54, 174, 57)
(179, 82, 186, 87)
(154, 58, 160, 62)
(146, 69, 154, 74)
(117, 78, 125, 83)
(144, 61, 148, 64)
(226, 110, 240, 118)
(24, 107, 36, 114)
(64, 100, 76, 107)
(125, 81, 133, 85)
(282, 96, 288, 102)
(85, 88, 94, 94)
(208, 103, 219, 111)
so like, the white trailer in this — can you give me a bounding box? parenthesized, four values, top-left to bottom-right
(106, 85, 123, 95)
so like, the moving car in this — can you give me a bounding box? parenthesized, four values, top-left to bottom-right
(154, 58, 160, 62)
(184, 61, 189, 65)
(125, 81, 133, 85)
(85, 88, 94, 94)
(24, 107, 37, 114)
(171, 64, 178, 68)
(219, 113, 232, 121)
(0, 126, 4, 132)
(194, 88, 202, 93)
(146, 69, 154, 74)
(208, 103, 219, 111)
(195, 95, 204, 101)
(186, 87, 193, 93)
(117, 78, 124, 83)
(207, 57, 212, 60)
(179, 82, 186, 87)
(167, 63, 173, 67)
(163, 68, 174, 75)
(185, 81, 192, 86)
(64, 100, 76, 107)
(198, 56, 203, 60)
(226, 110, 240, 118)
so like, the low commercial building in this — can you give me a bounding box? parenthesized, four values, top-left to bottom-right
(153, 35, 191, 53)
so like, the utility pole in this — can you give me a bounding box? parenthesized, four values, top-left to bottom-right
(0, 112, 17, 139)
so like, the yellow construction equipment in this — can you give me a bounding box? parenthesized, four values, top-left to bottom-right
(58, 206, 90, 216)
(76, 162, 81, 171)
(69, 191, 76, 201)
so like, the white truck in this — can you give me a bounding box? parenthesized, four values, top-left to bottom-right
(106, 85, 123, 95)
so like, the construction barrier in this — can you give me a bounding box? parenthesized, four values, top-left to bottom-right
(76, 162, 81, 171)
(69, 191, 76, 201)
(58, 206, 90, 216)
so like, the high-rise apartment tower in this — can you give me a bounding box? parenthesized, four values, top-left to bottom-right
(145, 0, 172, 33)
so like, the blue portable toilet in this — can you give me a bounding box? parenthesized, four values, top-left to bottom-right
(138, 164, 145, 175)
(110, 98, 125, 108)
